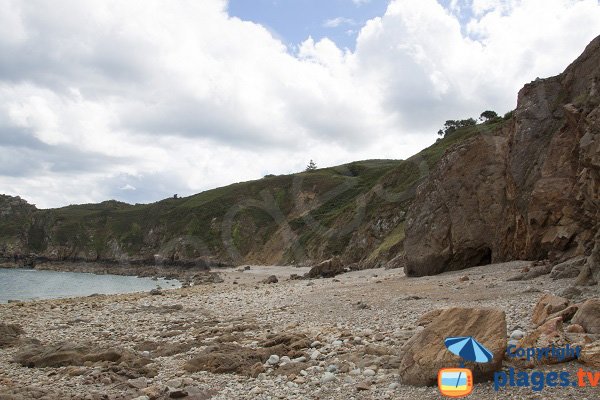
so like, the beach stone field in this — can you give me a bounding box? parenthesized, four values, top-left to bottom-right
(1, 262, 599, 400)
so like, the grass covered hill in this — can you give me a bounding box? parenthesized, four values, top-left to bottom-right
(0, 119, 506, 269)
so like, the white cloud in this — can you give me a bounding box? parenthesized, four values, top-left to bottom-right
(352, 0, 372, 6)
(323, 17, 355, 28)
(0, 0, 599, 208)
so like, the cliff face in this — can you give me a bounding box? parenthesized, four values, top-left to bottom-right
(404, 35, 600, 276)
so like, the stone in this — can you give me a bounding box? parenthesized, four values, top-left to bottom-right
(550, 257, 586, 280)
(459, 275, 469, 282)
(513, 317, 575, 367)
(531, 294, 570, 326)
(398, 308, 506, 386)
(0, 323, 24, 348)
(566, 324, 585, 333)
(128, 377, 148, 389)
(509, 330, 525, 341)
(320, 372, 336, 384)
(559, 286, 582, 299)
(356, 381, 371, 391)
(571, 298, 600, 333)
(262, 275, 278, 284)
(267, 355, 280, 365)
(363, 369, 376, 377)
(149, 288, 162, 295)
(304, 257, 346, 279)
(580, 342, 600, 368)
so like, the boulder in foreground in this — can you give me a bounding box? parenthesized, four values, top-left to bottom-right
(399, 308, 506, 386)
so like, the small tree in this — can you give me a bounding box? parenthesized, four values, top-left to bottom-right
(305, 160, 317, 172)
(479, 110, 499, 122)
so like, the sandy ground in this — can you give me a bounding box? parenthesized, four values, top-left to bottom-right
(0, 261, 598, 399)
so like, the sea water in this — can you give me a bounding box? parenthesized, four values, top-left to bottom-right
(0, 268, 180, 303)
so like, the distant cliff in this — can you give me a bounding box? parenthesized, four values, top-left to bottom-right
(404, 35, 600, 277)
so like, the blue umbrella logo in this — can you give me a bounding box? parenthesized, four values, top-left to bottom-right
(444, 336, 494, 366)
(442, 336, 493, 392)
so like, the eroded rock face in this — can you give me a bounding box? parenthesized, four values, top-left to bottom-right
(405, 35, 600, 276)
(398, 308, 506, 386)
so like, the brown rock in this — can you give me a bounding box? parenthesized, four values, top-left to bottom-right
(566, 324, 585, 333)
(0, 323, 24, 348)
(355, 381, 371, 391)
(304, 257, 346, 279)
(398, 308, 506, 386)
(459, 275, 469, 282)
(571, 298, 600, 334)
(580, 342, 600, 368)
(416, 309, 443, 327)
(513, 317, 575, 367)
(531, 294, 570, 326)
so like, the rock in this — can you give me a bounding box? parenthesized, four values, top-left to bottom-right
(267, 355, 280, 365)
(531, 293, 570, 326)
(321, 372, 336, 384)
(0, 323, 24, 348)
(416, 309, 443, 327)
(149, 288, 162, 296)
(356, 381, 371, 391)
(566, 324, 585, 333)
(305, 257, 346, 279)
(262, 275, 278, 284)
(580, 342, 600, 368)
(363, 369, 376, 377)
(399, 308, 506, 386)
(559, 286, 582, 299)
(550, 257, 586, 279)
(509, 330, 525, 341)
(571, 299, 600, 333)
(166, 378, 182, 388)
(310, 350, 321, 360)
(168, 389, 188, 399)
(459, 275, 469, 282)
(513, 317, 575, 367)
(128, 377, 148, 389)
(403, 36, 600, 276)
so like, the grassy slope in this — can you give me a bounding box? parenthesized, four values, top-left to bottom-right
(1, 120, 504, 265)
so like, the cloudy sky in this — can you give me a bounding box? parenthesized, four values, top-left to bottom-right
(1, 0, 599, 208)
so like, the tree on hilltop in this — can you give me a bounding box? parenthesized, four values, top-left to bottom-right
(305, 160, 317, 172)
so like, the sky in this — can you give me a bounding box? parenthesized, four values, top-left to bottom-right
(0, 0, 599, 208)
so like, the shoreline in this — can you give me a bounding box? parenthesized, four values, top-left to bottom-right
(1, 261, 598, 399)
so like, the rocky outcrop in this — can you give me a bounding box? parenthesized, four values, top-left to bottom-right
(304, 257, 347, 279)
(571, 298, 600, 333)
(405, 35, 600, 276)
(398, 308, 506, 386)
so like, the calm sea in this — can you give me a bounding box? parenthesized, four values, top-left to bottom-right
(0, 268, 180, 303)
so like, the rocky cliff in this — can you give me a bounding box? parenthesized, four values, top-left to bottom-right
(404, 35, 600, 277)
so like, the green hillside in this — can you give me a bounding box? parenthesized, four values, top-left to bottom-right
(0, 119, 504, 268)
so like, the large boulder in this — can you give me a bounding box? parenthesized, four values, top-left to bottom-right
(571, 298, 600, 333)
(304, 257, 346, 279)
(531, 293, 570, 326)
(398, 308, 506, 386)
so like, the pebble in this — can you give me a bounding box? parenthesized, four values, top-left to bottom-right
(267, 355, 280, 365)
(510, 329, 525, 340)
(321, 372, 336, 384)
(310, 350, 322, 360)
(363, 369, 376, 377)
